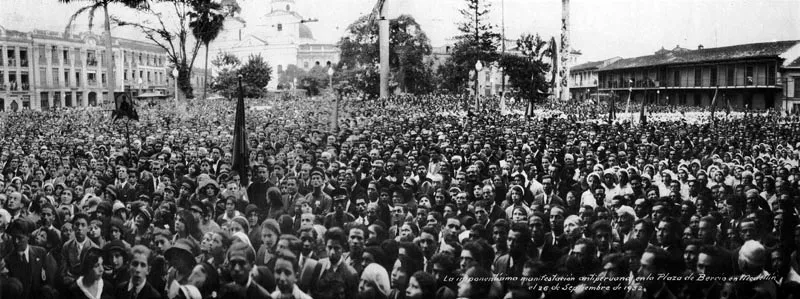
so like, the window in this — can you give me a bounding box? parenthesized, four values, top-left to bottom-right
(101, 73, 106, 85)
(63, 49, 70, 65)
(75, 48, 82, 66)
(727, 67, 734, 86)
(745, 66, 754, 85)
(38, 45, 46, 64)
(87, 51, 97, 66)
(76, 72, 81, 86)
(124, 71, 128, 80)
(277, 23, 283, 31)
(39, 68, 47, 87)
(0, 71, 4, 90)
(40, 92, 49, 111)
(53, 92, 61, 108)
(710, 66, 717, 86)
(76, 92, 83, 107)
(673, 70, 680, 87)
(88, 72, 97, 85)
(51, 46, 59, 65)
(20, 48, 28, 67)
(65, 93, 72, 107)
(694, 68, 701, 86)
(52, 68, 59, 86)
(286, 4, 290, 10)
(64, 70, 70, 86)
(767, 64, 776, 85)
(794, 77, 800, 98)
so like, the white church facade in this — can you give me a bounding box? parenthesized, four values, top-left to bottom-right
(213, 0, 340, 90)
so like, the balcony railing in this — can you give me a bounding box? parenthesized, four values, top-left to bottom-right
(88, 79, 98, 86)
(87, 59, 98, 66)
(21, 60, 28, 67)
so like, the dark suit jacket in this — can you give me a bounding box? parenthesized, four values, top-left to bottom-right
(532, 193, 565, 207)
(61, 238, 100, 284)
(114, 281, 163, 299)
(220, 282, 272, 299)
(4, 245, 57, 299)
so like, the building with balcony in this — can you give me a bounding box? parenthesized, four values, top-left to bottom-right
(569, 57, 620, 101)
(596, 41, 800, 111)
(0, 25, 168, 111)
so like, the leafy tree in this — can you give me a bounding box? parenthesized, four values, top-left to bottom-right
(300, 64, 331, 96)
(238, 54, 272, 98)
(114, 0, 221, 99)
(211, 53, 271, 99)
(439, 0, 501, 93)
(498, 33, 554, 102)
(62, 0, 149, 102)
(277, 64, 306, 90)
(189, 0, 226, 100)
(337, 14, 434, 96)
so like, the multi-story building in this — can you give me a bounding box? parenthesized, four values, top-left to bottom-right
(569, 57, 620, 101)
(596, 41, 800, 111)
(0, 25, 168, 111)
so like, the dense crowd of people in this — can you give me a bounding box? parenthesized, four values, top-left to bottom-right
(1, 93, 800, 299)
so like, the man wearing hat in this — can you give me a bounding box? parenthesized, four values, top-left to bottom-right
(164, 238, 199, 292)
(305, 167, 332, 215)
(4, 217, 57, 299)
(323, 190, 355, 228)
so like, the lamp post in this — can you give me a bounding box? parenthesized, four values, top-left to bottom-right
(172, 68, 179, 102)
(656, 90, 660, 106)
(475, 60, 483, 110)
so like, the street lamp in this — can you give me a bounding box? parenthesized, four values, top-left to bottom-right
(172, 68, 179, 102)
(475, 60, 483, 110)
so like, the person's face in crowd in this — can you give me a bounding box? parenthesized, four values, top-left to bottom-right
(445, 218, 461, 238)
(399, 223, 414, 239)
(684, 244, 699, 271)
(117, 166, 128, 180)
(229, 252, 253, 286)
(257, 166, 269, 182)
(392, 206, 406, 224)
(247, 211, 260, 227)
(656, 221, 675, 246)
(274, 256, 298, 294)
(391, 259, 409, 288)
(110, 250, 125, 270)
(6, 192, 21, 211)
(229, 221, 245, 235)
(74, 217, 89, 241)
(651, 205, 665, 222)
(454, 173, 466, 187)
(698, 220, 716, 245)
(595, 227, 612, 252)
(405, 276, 424, 299)
(89, 221, 103, 239)
(300, 214, 314, 229)
(260, 226, 277, 249)
(739, 221, 757, 241)
(696, 252, 716, 276)
(326, 238, 344, 264)
(512, 208, 527, 224)
(129, 252, 150, 285)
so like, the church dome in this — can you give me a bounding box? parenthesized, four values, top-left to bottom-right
(299, 23, 314, 40)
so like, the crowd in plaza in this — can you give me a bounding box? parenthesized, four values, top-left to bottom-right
(1, 92, 800, 299)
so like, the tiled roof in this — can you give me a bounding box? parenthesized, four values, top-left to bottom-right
(600, 40, 800, 71)
(572, 60, 604, 71)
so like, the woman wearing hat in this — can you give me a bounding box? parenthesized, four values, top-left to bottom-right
(65, 247, 115, 299)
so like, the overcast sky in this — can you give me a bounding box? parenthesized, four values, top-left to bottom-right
(1, 0, 799, 63)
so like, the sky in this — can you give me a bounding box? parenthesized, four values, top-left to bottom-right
(1, 0, 799, 63)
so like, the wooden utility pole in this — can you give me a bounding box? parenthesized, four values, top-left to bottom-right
(379, 1, 389, 98)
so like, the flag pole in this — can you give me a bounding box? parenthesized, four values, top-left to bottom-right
(233, 74, 250, 187)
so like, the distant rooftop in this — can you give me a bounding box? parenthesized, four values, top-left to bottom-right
(600, 40, 800, 71)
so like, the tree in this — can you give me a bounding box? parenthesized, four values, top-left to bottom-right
(189, 0, 226, 100)
(300, 63, 331, 96)
(212, 54, 272, 99)
(498, 33, 553, 102)
(62, 0, 148, 104)
(439, 0, 501, 93)
(114, 0, 213, 99)
(337, 14, 434, 96)
(209, 51, 239, 99)
(277, 64, 306, 90)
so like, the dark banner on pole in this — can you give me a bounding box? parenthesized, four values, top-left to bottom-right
(232, 76, 249, 187)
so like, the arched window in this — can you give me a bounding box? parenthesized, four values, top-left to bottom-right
(326, 61, 331, 67)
